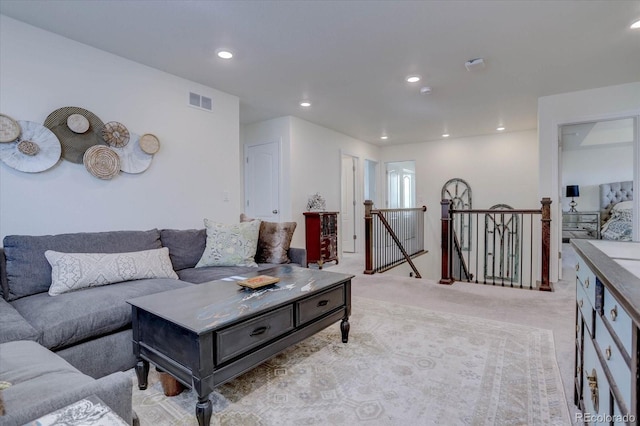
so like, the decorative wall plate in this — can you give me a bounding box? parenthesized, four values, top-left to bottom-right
(0, 113, 21, 143)
(0, 121, 61, 172)
(102, 121, 130, 147)
(83, 145, 120, 180)
(110, 132, 153, 174)
(139, 133, 160, 154)
(67, 114, 90, 134)
(44, 107, 105, 164)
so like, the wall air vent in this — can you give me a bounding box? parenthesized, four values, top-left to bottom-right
(188, 91, 213, 112)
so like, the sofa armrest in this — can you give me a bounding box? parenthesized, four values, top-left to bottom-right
(0, 298, 40, 344)
(288, 247, 307, 267)
(2, 371, 133, 426)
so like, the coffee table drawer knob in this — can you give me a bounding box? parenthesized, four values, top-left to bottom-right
(250, 326, 269, 336)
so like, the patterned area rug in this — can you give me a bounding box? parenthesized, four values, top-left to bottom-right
(131, 297, 570, 425)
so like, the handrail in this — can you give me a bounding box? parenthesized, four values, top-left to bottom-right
(364, 200, 427, 277)
(440, 197, 552, 291)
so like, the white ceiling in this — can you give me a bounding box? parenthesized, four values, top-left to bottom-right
(1, 0, 639, 145)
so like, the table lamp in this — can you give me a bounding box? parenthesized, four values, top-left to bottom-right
(566, 185, 580, 212)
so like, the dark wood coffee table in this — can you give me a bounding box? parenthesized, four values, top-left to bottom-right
(128, 265, 352, 426)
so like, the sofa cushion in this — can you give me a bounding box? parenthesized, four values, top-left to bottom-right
(11, 278, 192, 351)
(0, 298, 40, 344)
(160, 228, 206, 270)
(196, 219, 261, 268)
(46, 247, 179, 296)
(3, 229, 163, 301)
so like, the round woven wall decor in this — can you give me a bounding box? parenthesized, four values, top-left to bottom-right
(83, 145, 120, 180)
(110, 133, 153, 174)
(102, 121, 130, 147)
(67, 114, 90, 134)
(0, 121, 61, 173)
(139, 133, 160, 154)
(0, 113, 21, 143)
(44, 107, 105, 164)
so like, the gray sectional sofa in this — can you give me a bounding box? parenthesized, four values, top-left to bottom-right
(0, 227, 305, 424)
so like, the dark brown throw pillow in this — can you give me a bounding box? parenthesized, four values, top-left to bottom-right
(240, 214, 297, 264)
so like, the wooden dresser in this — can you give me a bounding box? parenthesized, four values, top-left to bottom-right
(303, 211, 339, 269)
(572, 239, 640, 425)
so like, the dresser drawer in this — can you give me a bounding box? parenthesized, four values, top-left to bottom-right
(216, 305, 294, 364)
(297, 286, 344, 325)
(582, 335, 611, 423)
(594, 313, 631, 410)
(603, 287, 632, 357)
(576, 258, 597, 310)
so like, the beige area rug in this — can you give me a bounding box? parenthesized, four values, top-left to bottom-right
(131, 297, 570, 425)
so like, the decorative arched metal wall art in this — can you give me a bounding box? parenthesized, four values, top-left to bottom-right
(441, 178, 472, 251)
(484, 204, 520, 283)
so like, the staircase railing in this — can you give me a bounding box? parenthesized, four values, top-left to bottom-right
(364, 200, 427, 278)
(440, 198, 552, 291)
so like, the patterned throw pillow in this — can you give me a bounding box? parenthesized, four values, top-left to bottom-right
(45, 247, 178, 296)
(240, 214, 297, 264)
(195, 218, 261, 268)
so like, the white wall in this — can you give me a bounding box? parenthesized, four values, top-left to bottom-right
(243, 116, 380, 251)
(379, 130, 540, 280)
(561, 144, 633, 212)
(538, 82, 640, 281)
(0, 16, 240, 239)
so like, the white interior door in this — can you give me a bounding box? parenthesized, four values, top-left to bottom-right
(245, 141, 280, 221)
(341, 154, 356, 252)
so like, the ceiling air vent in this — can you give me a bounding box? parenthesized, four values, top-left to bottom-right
(188, 91, 213, 112)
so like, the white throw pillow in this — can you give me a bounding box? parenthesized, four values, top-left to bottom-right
(46, 247, 178, 296)
(196, 218, 261, 268)
(612, 200, 633, 211)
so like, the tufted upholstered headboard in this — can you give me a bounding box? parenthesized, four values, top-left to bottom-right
(600, 181, 633, 223)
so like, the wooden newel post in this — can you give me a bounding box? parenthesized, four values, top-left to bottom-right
(439, 200, 454, 285)
(539, 197, 552, 291)
(364, 200, 374, 275)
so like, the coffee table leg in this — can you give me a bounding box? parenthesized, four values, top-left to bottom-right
(135, 359, 149, 390)
(196, 395, 212, 426)
(341, 317, 350, 343)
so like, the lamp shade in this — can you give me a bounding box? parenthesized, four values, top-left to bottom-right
(566, 185, 580, 198)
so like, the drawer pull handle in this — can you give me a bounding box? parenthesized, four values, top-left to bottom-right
(610, 306, 618, 321)
(579, 299, 583, 308)
(586, 369, 599, 412)
(576, 263, 580, 271)
(584, 277, 589, 288)
(250, 326, 269, 337)
(317, 300, 329, 307)
(605, 346, 612, 360)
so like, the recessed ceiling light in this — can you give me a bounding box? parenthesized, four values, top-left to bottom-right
(442, 134, 450, 138)
(216, 49, 233, 59)
(380, 135, 388, 140)
(496, 126, 505, 131)
(631, 19, 640, 29)
(299, 101, 311, 107)
(406, 75, 421, 83)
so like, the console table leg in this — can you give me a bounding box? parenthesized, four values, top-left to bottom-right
(196, 395, 212, 426)
(341, 317, 350, 343)
(135, 359, 149, 390)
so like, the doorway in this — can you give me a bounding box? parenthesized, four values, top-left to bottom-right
(386, 161, 416, 208)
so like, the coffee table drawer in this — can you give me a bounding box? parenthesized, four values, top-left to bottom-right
(216, 305, 294, 364)
(297, 286, 345, 325)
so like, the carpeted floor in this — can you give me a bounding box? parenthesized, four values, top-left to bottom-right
(132, 296, 570, 425)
